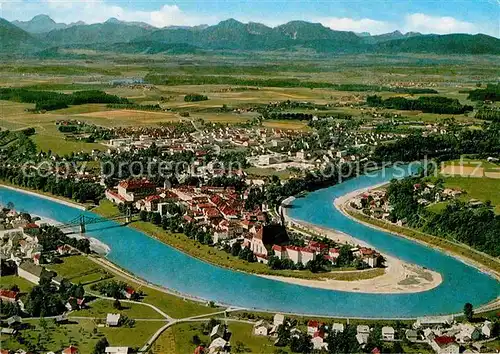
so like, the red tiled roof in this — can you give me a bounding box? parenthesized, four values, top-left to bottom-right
(62, 346, 79, 354)
(23, 223, 39, 229)
(119, 179, 156, 190)
(0, 289, 18, 299)
(272, 245, 284, 252)
(308, 320, 322, 328)
(371, 348, 381, 354)
(106, 189, 126, 201)
(194, 346, 205, 354)
(434, 336, 456, 347)
(144, 195, 161, 202)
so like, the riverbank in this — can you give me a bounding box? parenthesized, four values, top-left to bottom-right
(0, 183, 87, 211)
(335, 184, 500, 280)
(281, 197, 443, 294)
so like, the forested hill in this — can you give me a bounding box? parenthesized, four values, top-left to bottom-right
(1, 16, 499, 55)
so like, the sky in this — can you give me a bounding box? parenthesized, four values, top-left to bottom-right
(0, 0, 499, 37)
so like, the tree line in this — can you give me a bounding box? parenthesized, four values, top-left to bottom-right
(367, 95, 473, 114)
(0, 88, 129, 111)
(144, 73, 437, 93)
(466, 84, 500, 102)
(0, 165, 104, 204)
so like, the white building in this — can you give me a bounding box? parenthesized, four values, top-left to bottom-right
(273, 314, 285, 327)
(331, 323, 344, 333)
(105, 348, 129, 354)
(382, 326, 395, 340)
(481, 321, 493, 338)
(106, 313, 120, 327)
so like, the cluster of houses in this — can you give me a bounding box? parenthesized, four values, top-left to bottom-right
(413, 315, 496, 354)
(245, 313, 497, 354)
(350, 183, 466, 222)
(105, 178, 385, 269)
(412, 183, 464, 207)
(0, 208, 79, 281)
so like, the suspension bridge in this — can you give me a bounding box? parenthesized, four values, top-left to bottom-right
(58, 209, 134, 234)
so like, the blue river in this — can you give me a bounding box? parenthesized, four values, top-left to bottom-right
(0, 168, 498, 318)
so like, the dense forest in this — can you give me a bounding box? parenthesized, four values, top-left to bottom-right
(0, 88, 128, 111)
(366, 95, 473, 114)
(466, 84, 500, 102)
(386, 177, 500, 257)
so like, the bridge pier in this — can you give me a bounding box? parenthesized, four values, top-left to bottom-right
(79, 215, 86, 234)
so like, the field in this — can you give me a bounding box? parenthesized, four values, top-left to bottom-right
(430, 159, 500, 214)
(77, 109, 180, 125)
(1, 319, 101, 354)
(0, 317, 162, 353)
(77, 298, 165, 319)
(2, 54, 496, 158)
(441, 176, 500, 214)
(0, 274, 35, 293)
(46, 255, 112, 285)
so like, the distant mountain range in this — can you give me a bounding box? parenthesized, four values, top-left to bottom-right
(1, 15, 499, 55)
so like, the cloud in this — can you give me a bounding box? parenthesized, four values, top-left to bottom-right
(319, 17, 396, 35)
(0, 0, 218, 27)
(403, 13, 478, 34)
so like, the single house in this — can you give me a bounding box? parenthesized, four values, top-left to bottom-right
(273, 313, 285, 327)
(106, 313, 121, 327)
(382, 326, 395, 340)
(356, 325, 370, 346)
(405, 329, 418, 342)
(208, 337, 228, 352)
(105, 347, 129, 354)
(331, 323, 344, 333)
(210, 324, 226, 341)
(253, 320, 271, 336)
(311, 331, 328, 350)
(482, 321, 493, 338)
(0, 289, 19, 303)
(307, 320, 323, 335)
(17, 261, 44, 284)
(430, 336, 459, 354)
(62, 346, 79, 354)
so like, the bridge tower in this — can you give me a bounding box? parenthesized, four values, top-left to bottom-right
(79, 215, 86, 234)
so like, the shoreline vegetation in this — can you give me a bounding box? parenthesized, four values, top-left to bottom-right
(335, 184, 500, 280)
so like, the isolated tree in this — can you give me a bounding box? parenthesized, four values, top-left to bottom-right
(113, 299, 122, 310)
(92, 337, 109, 354)
(463, 303, 474, 321)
